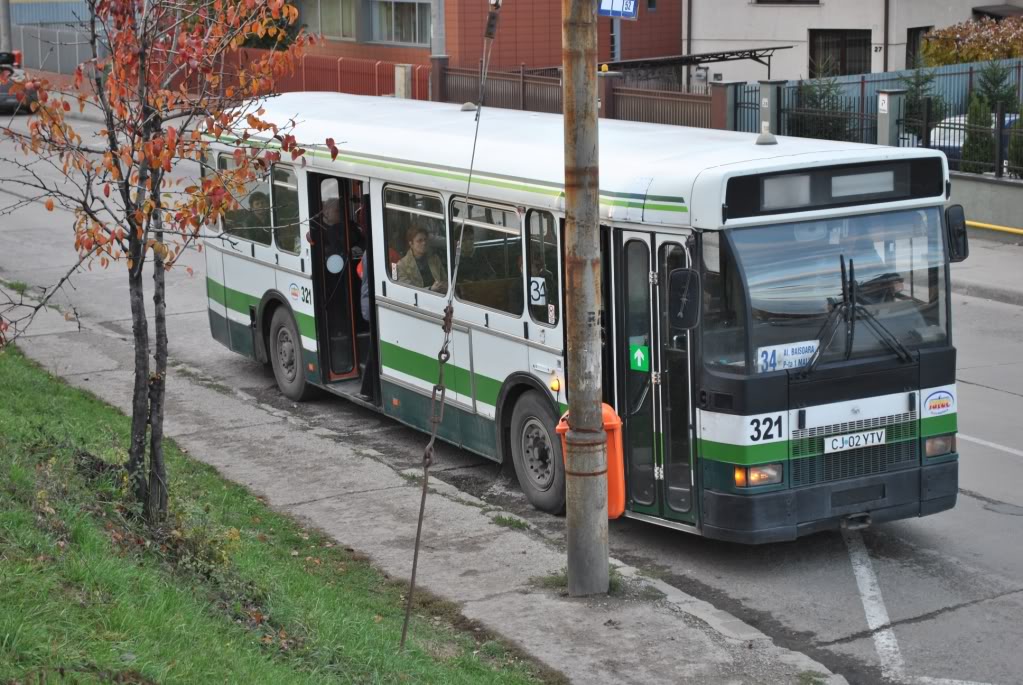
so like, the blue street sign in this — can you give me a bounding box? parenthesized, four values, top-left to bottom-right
(599, 0, 639, 21)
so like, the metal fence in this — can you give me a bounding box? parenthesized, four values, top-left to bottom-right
(779, 86, 878, 144)
(899, 95, 1023, 178)
(444, 66, 563, 114)
(10, 25, 99, 75)
(444, 67, 713, 129)
(612, 86, 712, 128)
(735, 83, 760, 133)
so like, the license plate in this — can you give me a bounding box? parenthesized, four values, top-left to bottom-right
(824, 428, 886, 454)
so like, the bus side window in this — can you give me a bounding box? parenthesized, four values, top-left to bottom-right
(272, 165, 301, 254)
(217, 153, 271, 246)
(451, 198, 521, 315)
(383, 186, 448, 295)
(526, 209, 559, 326)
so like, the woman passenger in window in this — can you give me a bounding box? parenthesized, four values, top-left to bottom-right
(396, 225, 447, 293)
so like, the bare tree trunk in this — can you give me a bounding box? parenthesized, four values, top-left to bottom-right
(126, 236, 151, 507)
(146, 176, 169, 523)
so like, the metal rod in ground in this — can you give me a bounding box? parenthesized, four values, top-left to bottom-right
(561, 0, 608, 597)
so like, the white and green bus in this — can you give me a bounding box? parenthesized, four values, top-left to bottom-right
(204, 92, 968, 543)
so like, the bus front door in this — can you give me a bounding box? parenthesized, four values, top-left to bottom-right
(619, 231, 696, 525)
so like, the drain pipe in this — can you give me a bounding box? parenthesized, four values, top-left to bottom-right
(685, 0, 693, 89)
(883, 0, 890, 72)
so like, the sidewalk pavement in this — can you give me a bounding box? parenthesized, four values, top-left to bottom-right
(0, 289, 845, 684)
(951, 232, 1023, 307)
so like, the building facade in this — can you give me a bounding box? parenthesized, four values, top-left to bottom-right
(684, 0, 1023, 85)
(301, 0, 682, 71)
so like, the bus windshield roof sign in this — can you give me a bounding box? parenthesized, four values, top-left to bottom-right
(599, 0, 639, 20)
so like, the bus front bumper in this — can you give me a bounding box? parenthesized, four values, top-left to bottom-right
(701, 459, 957, 544)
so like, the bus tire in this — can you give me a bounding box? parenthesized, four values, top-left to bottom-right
(510, 391, 565, 515)
(269, 307, 315, 402)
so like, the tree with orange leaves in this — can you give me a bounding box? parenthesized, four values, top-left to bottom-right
(0, 0, 323, 522)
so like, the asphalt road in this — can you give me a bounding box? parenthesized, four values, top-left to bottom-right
(2, 115, 1021, 685)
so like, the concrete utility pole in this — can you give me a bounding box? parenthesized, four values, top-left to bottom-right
(561, 0, 609, 597)
(0, 0, 12, 54)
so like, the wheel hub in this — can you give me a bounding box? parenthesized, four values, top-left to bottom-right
(521, 418, 555, 491)
(277, 328, 297, 382)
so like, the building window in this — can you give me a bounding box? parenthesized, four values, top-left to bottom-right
(647, 0, 656, 9)
(372, 1, 431, 45)
(299, 0, 356, 40)
(906, 26, 931, 70)
(809, 29, 871, 77)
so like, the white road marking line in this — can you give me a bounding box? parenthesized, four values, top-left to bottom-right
(844, 530, 998, 685)
(959, 433, 1023, 459)
(844, 530, 906, 681)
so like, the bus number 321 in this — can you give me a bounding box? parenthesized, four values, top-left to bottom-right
(750, 416, 783, 441)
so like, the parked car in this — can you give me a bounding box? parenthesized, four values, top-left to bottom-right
(929, 112, 1020, 171)
(0, 51, 35, 114)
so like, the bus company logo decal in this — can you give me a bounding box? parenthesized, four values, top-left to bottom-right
(925, 391, 954, 416)
(289, 283, 300, 301)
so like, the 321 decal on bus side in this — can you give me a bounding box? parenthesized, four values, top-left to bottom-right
(749, 415, 783, 441)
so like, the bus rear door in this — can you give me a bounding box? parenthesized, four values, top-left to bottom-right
(618, 230, 697, 526)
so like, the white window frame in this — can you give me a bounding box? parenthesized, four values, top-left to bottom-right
(371, 0, 431, 46)
(303, 0, 356, 41)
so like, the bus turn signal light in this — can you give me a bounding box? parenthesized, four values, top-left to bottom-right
(549, 377, 561, 392)
(733, 466, 747, 488)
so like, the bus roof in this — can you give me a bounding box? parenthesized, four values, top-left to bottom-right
(253, 92, 948, 229)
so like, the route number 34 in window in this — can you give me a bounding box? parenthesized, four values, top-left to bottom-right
(749, 415, 783, 442)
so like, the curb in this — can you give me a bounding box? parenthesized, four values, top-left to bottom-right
(951, 280, 1023, 308)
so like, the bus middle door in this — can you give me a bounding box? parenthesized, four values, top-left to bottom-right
(619, 230, 696, 525)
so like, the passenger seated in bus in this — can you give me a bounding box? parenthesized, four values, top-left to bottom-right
(396, 225, 447, 293)
(454, 226, 495, 281)
(246, 191, 272, 244)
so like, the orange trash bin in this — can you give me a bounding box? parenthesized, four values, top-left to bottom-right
(556, 403, 626, 519)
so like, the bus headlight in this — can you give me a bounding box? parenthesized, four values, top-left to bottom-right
(925, 434, 956, 458)
(734, 463, 783, 487)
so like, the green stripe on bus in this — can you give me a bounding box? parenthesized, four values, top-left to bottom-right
(207, 277, 316, 341)
(209, 134, 689, 214)
(378, 341, 512, 408)
(698, 438, 789, 466)
(921, 413, 957, 437)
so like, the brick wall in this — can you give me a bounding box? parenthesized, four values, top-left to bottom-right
(309, 2, 681, 72)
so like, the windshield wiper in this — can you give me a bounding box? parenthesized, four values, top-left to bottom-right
(800, 255, 851, 378)
(847, 259, 914, 363)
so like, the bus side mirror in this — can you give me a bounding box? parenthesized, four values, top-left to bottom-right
(946, 204, 969, 263)
(668, 268, 702, 331)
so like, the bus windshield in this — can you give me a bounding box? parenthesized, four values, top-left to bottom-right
(704, 207, 948, 374)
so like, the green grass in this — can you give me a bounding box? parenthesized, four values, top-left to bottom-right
(491, 515, 528, 531)
(0, 346, 560, 685)
(4, 280, 29, 296)
(530, 566, 625, 596)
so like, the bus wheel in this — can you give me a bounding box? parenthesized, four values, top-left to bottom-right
(510, 391, 565, 515)
(269, 308, 315, 402)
